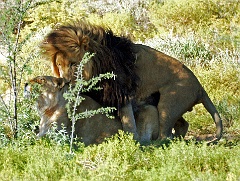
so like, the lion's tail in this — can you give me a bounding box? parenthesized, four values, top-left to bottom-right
(201, 90, 223, 143)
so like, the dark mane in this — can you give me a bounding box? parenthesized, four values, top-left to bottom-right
(41, 20, 139, 110)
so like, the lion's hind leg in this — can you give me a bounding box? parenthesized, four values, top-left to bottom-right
(157, 86, 197, 140)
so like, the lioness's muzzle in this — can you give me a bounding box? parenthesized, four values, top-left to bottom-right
(24, 83, 31, 98)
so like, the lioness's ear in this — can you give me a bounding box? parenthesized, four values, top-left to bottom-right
(56, 78, 65, 89)
(82, 36, 89, 50)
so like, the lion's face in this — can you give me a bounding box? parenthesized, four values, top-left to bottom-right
(55, 53, 77, 82)
(41, 24, 90, 80)
(55, 52, 93, 82)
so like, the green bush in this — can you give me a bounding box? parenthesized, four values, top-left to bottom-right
(0, 136, 239, 180)
(149, 0, 240, 50)
(141, 33, 213, 67)
(21, 0, 240, 46)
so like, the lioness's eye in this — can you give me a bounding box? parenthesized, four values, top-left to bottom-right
(40, 78, 45, 83)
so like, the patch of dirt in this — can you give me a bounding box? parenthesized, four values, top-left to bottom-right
(185, 132, 240, 142)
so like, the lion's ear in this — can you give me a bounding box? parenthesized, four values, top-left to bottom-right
(82, 36, 89, 50)
(56, 78, 66, 89)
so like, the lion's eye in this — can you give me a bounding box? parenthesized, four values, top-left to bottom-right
(70, 63, 76, 67)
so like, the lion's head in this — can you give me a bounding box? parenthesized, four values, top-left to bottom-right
(40, 20, 139, 109)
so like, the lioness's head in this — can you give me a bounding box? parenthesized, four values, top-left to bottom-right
(24, 76, 68, 137)
(24, 76, 66, 107)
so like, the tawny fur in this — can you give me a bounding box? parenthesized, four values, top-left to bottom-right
(25, 76, 159, 145)
(40, 20, 223, 142)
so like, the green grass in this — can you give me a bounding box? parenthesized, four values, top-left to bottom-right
(0, 133, 239, 181)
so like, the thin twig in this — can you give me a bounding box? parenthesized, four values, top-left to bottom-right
(69, 61, 84, 154)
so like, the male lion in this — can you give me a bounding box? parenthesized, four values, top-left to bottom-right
(24, 76, 159, 145)
(40, 21, 223, 143)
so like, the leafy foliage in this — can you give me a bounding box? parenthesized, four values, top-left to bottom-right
(0, 135, 239, 180)
(149, 0, 240, 50)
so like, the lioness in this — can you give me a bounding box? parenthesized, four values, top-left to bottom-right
(41, 21, 223, 142)
(24, 76, 159, 145)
